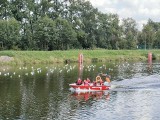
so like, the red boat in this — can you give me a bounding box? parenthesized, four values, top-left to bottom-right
(69, 83, 110, 91)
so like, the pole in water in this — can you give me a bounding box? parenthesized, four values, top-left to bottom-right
(78, 53, 83, 63)
(148, 52, 152, 64)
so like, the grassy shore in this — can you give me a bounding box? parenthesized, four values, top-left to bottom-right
(0, 49, 159, 65)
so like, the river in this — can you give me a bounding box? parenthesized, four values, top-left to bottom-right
(0, 61, 160, 120)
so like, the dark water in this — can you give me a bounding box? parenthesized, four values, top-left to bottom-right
(0, 61, 160, 120)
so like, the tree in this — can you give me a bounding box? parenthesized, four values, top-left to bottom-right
(142, 24, 155, 49)
(0, 0, 11, 20)
(33, 16, 57, 50)
(120, 18, 138, 49)
(55, 17, 77, 50)
(1, 0, 160, 50)
(95, 13, 121, 49)
(0, 18, 20, 49)
(154, 30, 160, 49)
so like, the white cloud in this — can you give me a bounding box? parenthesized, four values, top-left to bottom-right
(90, 0, 112, 7)
(89, 0, 160, 30)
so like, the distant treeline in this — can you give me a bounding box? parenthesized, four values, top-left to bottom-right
(0, 0, 160, 50)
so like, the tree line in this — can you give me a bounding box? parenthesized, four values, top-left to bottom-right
(0, 0, 160, 50)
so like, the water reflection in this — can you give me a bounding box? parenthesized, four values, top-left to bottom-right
(70, 91, 110, 101)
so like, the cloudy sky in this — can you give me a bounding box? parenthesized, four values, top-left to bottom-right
(89, 0, 160, 30)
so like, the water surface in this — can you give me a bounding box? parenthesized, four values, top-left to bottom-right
(0, 61, 160, 120)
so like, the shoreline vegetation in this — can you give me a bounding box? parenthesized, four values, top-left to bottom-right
(0, 50, 159, 65)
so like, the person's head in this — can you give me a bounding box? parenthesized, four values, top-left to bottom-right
(106, 75, 111, 78)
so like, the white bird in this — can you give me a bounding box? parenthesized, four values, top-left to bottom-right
(31, 71, 34, 75)
(25, 73, 28, 76)
(59, 70, 62, 73)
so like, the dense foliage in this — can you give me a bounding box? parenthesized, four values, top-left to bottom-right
(0, 0, 160, 50)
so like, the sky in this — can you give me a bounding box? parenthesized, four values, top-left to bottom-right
(89, 0, 160, 30)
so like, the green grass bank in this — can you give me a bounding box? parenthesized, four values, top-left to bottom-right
(0, 50, 160, 65)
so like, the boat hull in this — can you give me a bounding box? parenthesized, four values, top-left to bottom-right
(69, 83, 110, 91)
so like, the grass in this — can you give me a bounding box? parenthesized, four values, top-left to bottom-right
(0, 49, 160, 65)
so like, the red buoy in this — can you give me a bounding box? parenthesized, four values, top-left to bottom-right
(78, 53, 83, 63)
(148, 52, 152, 64)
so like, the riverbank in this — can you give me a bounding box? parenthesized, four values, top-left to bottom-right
(0, 50, 159, 65)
